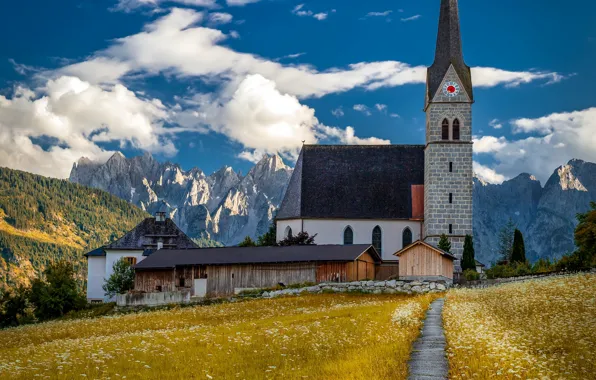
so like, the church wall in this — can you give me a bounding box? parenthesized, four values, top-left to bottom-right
(297, 219, 423, 261)
(87, 256, 106, 301)
(276, 219, 303, 242)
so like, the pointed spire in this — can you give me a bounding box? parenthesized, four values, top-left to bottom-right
(427, 0, 473, 103)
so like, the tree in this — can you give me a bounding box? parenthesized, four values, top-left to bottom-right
(574, 201, 596, 267)
(498, 218, 516, 262)
(238, 236, 257, 247)
(29, 261, 86, 320)
(103, 258, 135, 298)
(257, 222, 277, 247)
(278, 231, 317, 246)
(438, 234, 451, 252)
(0, 286, 32, 328)
(511, 229, 526, 263)
(461, 234, 476, 271)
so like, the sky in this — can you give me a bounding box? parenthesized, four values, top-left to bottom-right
(0, 0, 595, 185)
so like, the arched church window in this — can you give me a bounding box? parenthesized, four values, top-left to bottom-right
(441, 119, 449, 140)
(343, 226, 354, 245)
(372, 226, 382, 254)
(453, 119, 461, 140)
(285, 226, 293, 238)
(402, 228, 413, 248)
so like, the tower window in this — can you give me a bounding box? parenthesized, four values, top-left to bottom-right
(453, 119, 460, 140)
(402, 228, 413, 248)
(449, 162, 453, 172)
(441, 119, 449, 140)
(372, 226, 382, 255)
(343, 226, 354, 245)
(449, 193, 453, 204)
(449, 224, 453, 234)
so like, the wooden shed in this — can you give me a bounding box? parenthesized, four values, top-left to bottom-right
(133, 245, 381, 298)
(393, 240, 455, 282)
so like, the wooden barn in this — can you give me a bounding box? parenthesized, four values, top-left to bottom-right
(133, 245, 382, 298)
(393, 240, 455, 282)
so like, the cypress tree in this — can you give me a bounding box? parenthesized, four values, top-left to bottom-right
(511, 229, 526, 263)
(461, 234, 476, 271)
(438, 234, 451, 253)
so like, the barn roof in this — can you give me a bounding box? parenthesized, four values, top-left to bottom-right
(393, 240, 457, 260)
(104, 217, 197, 250)
(134, 244, 381, 269)
(276, 145, 425, 220)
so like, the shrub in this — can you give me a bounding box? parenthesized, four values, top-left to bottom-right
(278, 231, 317, 246)
(463, 269, 480, 281)
(438, 234, 451, 252)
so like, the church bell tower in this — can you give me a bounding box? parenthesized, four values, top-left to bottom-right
(424, 0, 474, 271)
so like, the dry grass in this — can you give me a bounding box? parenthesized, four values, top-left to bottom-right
(444, 273, 596, 379)
(0, 293, 439, 379)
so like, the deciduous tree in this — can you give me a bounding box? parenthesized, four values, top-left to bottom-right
(103, 258, 135, 298)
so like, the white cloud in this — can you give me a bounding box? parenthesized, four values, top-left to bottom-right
(276, 52, 306, 61)
(229, 30, 240, 39)
(474, 162, 507, 184)
(473, 107, 596, 183)
(171, 74, 388, 163)
(365, 11, 392, 18)
(292, 4, 334, 21)
(353, 104, 371, 116)
(112, 0, 216, 12)
(331, 107, 344, 118)
(471, 67, 565, 88)
(375, 103, 387, 113)
(390, 113, 400, 118)
(313, 12, 328, 21)
(208, 12, 233, 25)
(489, 118, 503, 129)
(401, 15, 421, 22)
(226, 0, 261, 6)
(473, 136, 508, 153)
(0, 76, 175, 178)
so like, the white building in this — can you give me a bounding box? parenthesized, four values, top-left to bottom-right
(276, 0, 474, 269)
(85, 207, 197, 302)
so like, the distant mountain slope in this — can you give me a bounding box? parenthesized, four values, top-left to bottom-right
(69, 152, 293, 246)
(0, 167, 149, 292)
(474, 159, 596, 265)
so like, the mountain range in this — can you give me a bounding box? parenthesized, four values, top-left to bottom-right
(70, 153, 596, 265)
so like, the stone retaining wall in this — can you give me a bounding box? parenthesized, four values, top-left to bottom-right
(261, 280, 450, 298)
(117, 290, 191, 307)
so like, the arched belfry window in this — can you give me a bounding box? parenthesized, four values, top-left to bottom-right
(285, 226, 293, 238)
(441, 119, 449, 140)
(453, 119, 461, 141)
(402, 228, 413, 249)
(372, 226, 382, 254)
(343, 226, 354, 245)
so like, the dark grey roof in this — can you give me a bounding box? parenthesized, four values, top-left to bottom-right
(135, 244, 381, 269)
(277, 145, 425, 220)
(105, 217, 197, 250)
(85, 247, 106, 257)
(427, 0, 473, 102)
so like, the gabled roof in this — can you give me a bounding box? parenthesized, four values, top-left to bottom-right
(475, 260, 486, 267)
(393, 240, 457, 260)
(104, 217, 197, 250)
(277, 145, 425, 220)
(135, 244, 381, 269)
(84, 247, 106, 257)
(427, 0, 473, 103)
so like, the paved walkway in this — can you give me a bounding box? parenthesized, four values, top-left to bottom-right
(407, 298, 449, 380)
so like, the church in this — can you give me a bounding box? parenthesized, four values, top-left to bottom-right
(276, 0, 474, 272)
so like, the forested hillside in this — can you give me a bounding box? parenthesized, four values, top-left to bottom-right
(0, 167, 149, 292)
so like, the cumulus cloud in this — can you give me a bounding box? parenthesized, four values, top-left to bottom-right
(112, 0, 217, 12)
(489, 118, 503, 129)
(375, 103, 387, 113)
(473, 108, 596, 183)
(292, 4, 335, 21)
(0, 77, 175, 178)
(474, 162, 507, 184)
(208, 12, 233, 25)
(353, 104, 372, 116)
(331, 107, 344, 118)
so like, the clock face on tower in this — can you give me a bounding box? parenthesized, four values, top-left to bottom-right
(442, 81, 460, 97)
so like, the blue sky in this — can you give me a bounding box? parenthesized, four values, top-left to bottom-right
(0, 0, 595, 184)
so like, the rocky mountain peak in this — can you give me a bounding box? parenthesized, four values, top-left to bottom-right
(555, 164, 588, 192)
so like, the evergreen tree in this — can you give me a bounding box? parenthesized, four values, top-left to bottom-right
(238, 236, 256, 247)
(498, 218, 516, 262)
(438, 234, 451, 252)
(511, 229, 526, 263)
(103, 258, 135, 298)
(278, 231, 317, 246)
(257, 222, 277, 247)
(461, 234, 476, 271)
(574, 202, 596, 267)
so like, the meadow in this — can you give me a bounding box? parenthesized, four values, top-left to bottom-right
(0, 293, 438, 379)
(443, 273, 596, 379)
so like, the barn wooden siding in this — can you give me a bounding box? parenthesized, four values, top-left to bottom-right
(398, 244, 453, 279)
(375, 262, 400, 280)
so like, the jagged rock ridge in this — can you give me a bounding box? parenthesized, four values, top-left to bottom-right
(69, 152, 292, 246)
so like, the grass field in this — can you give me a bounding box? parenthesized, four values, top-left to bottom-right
(0, 293, 438, 380)
(444, 274, 596, 379)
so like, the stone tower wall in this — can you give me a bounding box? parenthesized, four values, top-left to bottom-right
(424, 102, 473, 271)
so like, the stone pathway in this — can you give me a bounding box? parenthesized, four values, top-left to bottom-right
(407, 298, 449, 380)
